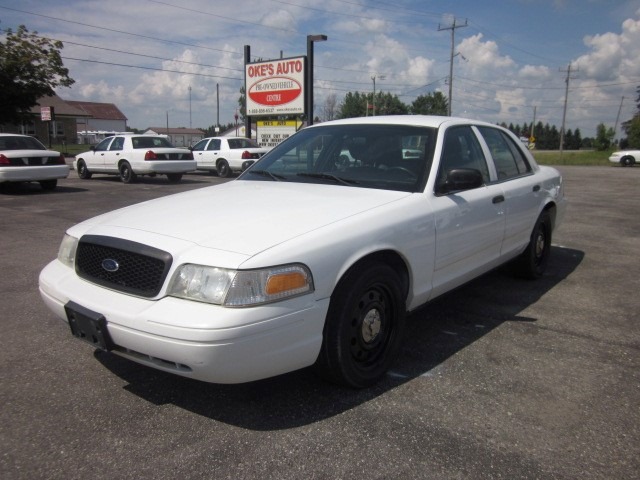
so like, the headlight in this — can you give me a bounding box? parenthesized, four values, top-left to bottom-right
(57, 234, 78, 268)
(167, 263, 314, 307)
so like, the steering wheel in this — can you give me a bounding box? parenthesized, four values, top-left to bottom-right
(387, 166, 417, 179)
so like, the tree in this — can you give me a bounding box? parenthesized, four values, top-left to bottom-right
(338, 92, 368, 118)
(621, 85, 640, 148)
(592, 123, 615, 151)
(410, 92, 448, 115)
(0, 25, 74, 124)
(321, 93, 338, 122)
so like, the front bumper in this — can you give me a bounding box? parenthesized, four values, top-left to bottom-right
(39, 260, 328, 384)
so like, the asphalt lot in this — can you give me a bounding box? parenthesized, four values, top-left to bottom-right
(1, 165, 638, 479)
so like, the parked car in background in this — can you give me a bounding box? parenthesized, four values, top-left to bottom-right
(40, 116, 566, 389)
(191, 136, 269, 177)
(74, 134, 196, 183)
(609, 149, 639, 167)
(0, 134, 69, 190)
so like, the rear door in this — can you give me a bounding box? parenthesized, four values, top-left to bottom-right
(86, 137, 113, 171)
(475, 126, 540, 257)
(430, 125, 506, 297)
(103, 136, 125, 173)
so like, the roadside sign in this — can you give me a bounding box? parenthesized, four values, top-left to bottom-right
(257, 120, 300, 148)
(246, 57, 306, 116)
(41, 106, 54, 121)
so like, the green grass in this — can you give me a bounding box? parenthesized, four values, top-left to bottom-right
(532, 150, 612, 166)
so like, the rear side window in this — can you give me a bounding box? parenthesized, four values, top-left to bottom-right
(477, 127, 531, 180)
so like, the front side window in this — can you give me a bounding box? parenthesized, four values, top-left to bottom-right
(240, 124, 436, 193)
(477, 127, 532, 180)
(437, 126, 490, 189)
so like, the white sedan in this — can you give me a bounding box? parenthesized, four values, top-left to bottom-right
(39, 116, 567, 388)
(609, 150, 639, 167)
(191, 136, 269, 177)
(0, 134, 69, 190)
(74, 134, 196, 183)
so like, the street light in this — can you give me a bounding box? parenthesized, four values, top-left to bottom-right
(306, 34, 327, 126)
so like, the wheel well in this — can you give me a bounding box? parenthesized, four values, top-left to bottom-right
(543, 202, 557, 230)
(340, 250, 410, 301)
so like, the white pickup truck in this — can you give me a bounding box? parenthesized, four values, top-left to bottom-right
(191, 136, 270, 177)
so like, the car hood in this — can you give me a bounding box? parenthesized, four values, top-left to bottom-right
(74, 180, 412, 257)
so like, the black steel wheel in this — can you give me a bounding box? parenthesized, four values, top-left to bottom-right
(77, 160, 92, 179)
(315, 262, 406, 388)
(217, 159, 231, 178)
(621, 156, 634, 167)
(119, 161, 137, 183)
(514, 210, 552, 279)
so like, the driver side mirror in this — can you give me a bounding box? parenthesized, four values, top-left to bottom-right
(437, 168, 484, 195)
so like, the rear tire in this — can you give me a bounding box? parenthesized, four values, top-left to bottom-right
(39, 179, 57, 191)
(119, 161, 137, 183)
(514, 210, 552, 279)
(217, 159, 231, 178)
(315, 262, 406, 388)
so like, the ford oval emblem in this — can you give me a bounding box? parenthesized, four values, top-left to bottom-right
(101, 258, 119, 272)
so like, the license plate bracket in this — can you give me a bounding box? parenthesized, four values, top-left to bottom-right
(64, 301, 115, 351)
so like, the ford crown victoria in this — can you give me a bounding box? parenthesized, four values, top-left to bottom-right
(0, 134, 69, 190)
(74, 134, 195, 183)
(39, 116, 567, 388)
(191, 136, 269, 177)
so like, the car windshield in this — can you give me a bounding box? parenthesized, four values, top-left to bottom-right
(240, 124, 436, 193)
(228, 138, 261, 149)
(0, 136, 47, 151)
(131, 137, 175, 149)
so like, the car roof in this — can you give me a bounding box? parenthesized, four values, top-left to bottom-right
(0, 133, 32, 137)
(307, 115, 500, 130)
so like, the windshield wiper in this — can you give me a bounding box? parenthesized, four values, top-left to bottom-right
(296, 172, 358, 186)
(250, 169, 286, 181)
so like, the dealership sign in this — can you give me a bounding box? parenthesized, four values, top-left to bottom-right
(246, 57, 305, 116)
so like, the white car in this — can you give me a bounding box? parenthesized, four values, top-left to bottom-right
(609, 150, 639, 167)
(0, 134, 69, 190)
(74, 134, 196, 183)
(39, 116, 567, 388)
(191, 136, 269, 177)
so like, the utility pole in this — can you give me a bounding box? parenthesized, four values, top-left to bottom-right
(613, 96, 625, 144)
(559, 63, 578, 155)
(439, 17, 467, 116)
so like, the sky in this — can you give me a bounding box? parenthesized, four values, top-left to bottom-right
(1, 0, 640, 137)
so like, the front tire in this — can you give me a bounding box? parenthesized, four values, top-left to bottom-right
(621, 156, 635, 167)
(119, 161, 137, 183)
(77, 160, 92, 179)
(315, 262, 406, 388)
(514, 210, 552, 279)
